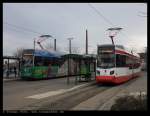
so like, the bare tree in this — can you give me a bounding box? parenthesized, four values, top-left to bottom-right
(130, 47, 138, 54)
(64, 45, 81, 54)
(91, 48, 97, 54)
(72, 46, 81, 54)
(13, 47, 24, 58)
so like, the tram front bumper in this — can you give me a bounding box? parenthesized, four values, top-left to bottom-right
(96, 76, 115, 83)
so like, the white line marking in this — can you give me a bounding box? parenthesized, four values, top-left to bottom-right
(26, 83, 90, 99)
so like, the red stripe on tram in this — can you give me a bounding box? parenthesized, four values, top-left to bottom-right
(96, 72, 141, 84)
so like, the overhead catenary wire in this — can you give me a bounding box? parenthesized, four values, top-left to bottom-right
(87, 3, 114, 27)
(87, 3, 132, 41)
(4, 26, 31, 35)
(4, 22, 43, 35)
(4, 22, 62, 49)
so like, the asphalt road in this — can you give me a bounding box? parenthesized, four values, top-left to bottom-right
(3, 76, 94, 110)
(3, 71, 147, 111)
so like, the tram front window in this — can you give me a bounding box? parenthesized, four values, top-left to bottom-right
(22, 55, 33, 67)
(97, 53, 115, 68)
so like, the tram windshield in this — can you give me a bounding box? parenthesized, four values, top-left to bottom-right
(97, 53, 115, 68)
(22, 55, 33, 67)
(21, 49, 63, 67)
(21, 49, 33, 67)
(97, 46, 115, 68)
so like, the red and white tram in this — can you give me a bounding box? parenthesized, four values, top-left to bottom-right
(96, 44, 142, 84)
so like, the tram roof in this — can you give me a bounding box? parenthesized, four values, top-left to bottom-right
(61, 54, 82, 58)
(82, 54, 96, 59)
(97, 44, 125, 49)
(61, 54, 96, 59)
(97, 44, 140, 58)
(23, 49, 65, 58)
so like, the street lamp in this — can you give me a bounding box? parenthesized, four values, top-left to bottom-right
(66, 37, 74, 85)
(67, 37, 74, 54)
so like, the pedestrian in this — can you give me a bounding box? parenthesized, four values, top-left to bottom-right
(14, 66, 17, 77)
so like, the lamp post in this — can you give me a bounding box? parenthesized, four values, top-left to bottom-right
(33, 38, 36, 67)
(67, 37, 74, 54)
(66, 37, 74, 85)
(86, 29, 88, 55)
(54, 39, 56, 51)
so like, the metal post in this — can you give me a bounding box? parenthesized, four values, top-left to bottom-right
(94, 59, 96, 80)
(89, 58, 90, 81)
(8, 59, 9, 78)
(33, 39, 35, 67)
(67, 38, 73, 54)
(54, 39, 56, 51)
(18, 59, 20, 77)
(69, 39, 71, 54)
(67, 55, 70, 85)
(67, 38, 73, 85)
(86, 29, 88, 55)
(110, 36, 114, 45)
(79, 58, 81, 81)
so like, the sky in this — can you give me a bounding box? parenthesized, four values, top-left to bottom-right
(3, 3, 147, 56)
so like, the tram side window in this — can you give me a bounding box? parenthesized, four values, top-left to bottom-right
(133, 59, 140, 69)
(126, 57, 140, 69)
(43, 58, 51, 66)
(22, 56, 33, 67)
(35, 57, 52, 66)
(35, 57, 44, 66)
(126, 56, 133, 67)
(116, 54, 126, 67)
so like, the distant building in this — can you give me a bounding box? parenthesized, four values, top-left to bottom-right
(138, 53, 146, 61)
(138, 52, 147, 71)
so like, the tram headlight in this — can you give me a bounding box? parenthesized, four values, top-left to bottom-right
(110, 70, 114, 75)
(97, 70, 100, 75)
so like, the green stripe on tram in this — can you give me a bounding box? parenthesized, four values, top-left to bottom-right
(21, 66, 48, 79)
(21, 66, 60, 79)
